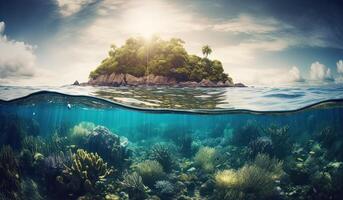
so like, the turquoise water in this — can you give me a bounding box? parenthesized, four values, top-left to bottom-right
(1, 89, 343, 199)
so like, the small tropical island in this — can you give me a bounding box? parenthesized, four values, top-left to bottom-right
(86, 37, 245, 87)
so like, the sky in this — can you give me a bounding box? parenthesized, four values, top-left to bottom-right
(0, 0, 343, 86)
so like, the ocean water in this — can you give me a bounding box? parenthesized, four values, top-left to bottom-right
(0, 86, 343, 200)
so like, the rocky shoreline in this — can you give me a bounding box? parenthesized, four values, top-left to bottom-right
(79, 73, 246, 87)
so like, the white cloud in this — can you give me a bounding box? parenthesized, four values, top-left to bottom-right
(213, 15, 283, 34)
(288, 66, 304, 82)
(337, 60, 343, 74)
(0, 21, 36, 81)
(309, 61, 333, 82)
(56, 0, 96, 17)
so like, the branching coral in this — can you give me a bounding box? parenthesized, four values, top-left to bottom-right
(57, 149, 113, 197)
(135, 160, 165, 186)
(155, 180, 176, 199)
(150, 144, 175, 172)
(194, 146, 216, 173)
(0, 146, 21, 200)
(121, 172, 148, 200)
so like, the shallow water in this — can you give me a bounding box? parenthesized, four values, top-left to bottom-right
(0, 89, 343, 199)
(1, 84, 343, 110)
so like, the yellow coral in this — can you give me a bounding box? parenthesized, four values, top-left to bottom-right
(194, 146, 216, 172)
(215, 169, 239, 189)
(135, 160, 164, 186)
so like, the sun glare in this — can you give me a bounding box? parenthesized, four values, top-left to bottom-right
(123, 2, 171, 38)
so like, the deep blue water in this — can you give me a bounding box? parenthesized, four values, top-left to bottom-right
(1, 88, 343, 199)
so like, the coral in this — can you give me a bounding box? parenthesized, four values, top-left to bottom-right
(20, 178, 43, 200)
(265, 125, 292, 159)
(57, 149, 113, 197)
(84, 126, 129, 169)
(43, 133, 70, 156)
(150, 144, 175, 172)
(121, 172, 148, 200)
(154, 180, 176, 199)
(0, 146, 21, 200)
(248, 136, 273, 158)
(177, 134, 193, 157)
(253, 153, 284, 180)
(194, 146, 216, 172)
(135, 160, 165, 186)
(231, 121, 261, 146)
(21, 136, 45, 154)
(70, 122, 95, 145)
(214, 154, 283, 200)
(316, 127, 343, 160)
(215, 166, 276, 200)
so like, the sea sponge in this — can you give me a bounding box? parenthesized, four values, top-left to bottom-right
(194, 146, 216, 172)
(135, 160, 165, 186)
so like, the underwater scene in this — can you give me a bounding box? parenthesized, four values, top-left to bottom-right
(1, 91, 343, 200)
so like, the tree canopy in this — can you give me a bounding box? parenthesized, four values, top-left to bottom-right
(90, 36, 232, 83)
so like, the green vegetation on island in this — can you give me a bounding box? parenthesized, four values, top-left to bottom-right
(89, 36, 232, 83)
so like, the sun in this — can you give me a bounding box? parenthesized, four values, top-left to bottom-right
(123, 2, 171, 38)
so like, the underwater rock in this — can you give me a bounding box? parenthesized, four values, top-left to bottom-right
(199, 179, 215, 196)
(85, 126, 128, 169)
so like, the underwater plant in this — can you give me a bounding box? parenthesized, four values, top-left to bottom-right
(69, 122, 95, 145)
(21, 136, 45, 155)
(231, 121, 261, 146)
(214, 153, 283, 200)
(0, 146, 21, 200)
(20, 178, 43, 200)
(121, 172, 148, 200)
(248, 136, 273, 158)
(265, 125, 292, 159)
(56, 149, 113, 198)
(150, 144, 175, 172)
(176, 133, 193, 157)
(134, 160, 165, 186)
(194, 146, 216, 173)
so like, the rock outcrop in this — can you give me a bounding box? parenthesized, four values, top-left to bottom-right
(87, 73, 246, 87)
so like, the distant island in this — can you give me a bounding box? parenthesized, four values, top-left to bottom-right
(85, 37, 245, 87)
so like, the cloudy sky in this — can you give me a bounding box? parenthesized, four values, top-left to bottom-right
(0, 0, 343, 86)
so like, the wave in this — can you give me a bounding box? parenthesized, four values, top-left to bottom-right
(1, 91, 343, 115)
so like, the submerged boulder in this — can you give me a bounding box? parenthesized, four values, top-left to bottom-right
(84, 126, 129, 169)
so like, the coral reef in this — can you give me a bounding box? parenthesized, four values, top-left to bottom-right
(134, 160, 165, 186)
(194, 146, 216, 172)
(56, 149, 113, 198)
(150, 144, 175, 172)
(121, 172, 148, 200)
(0, 146, 21, 200)
(84, 126, 129, 169)
(70, 122, 95, 145)
(231, 121, 261, 146)
(154, 180, 176, 199)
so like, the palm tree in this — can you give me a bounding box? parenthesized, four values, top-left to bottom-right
(202, 45, 212, 58)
